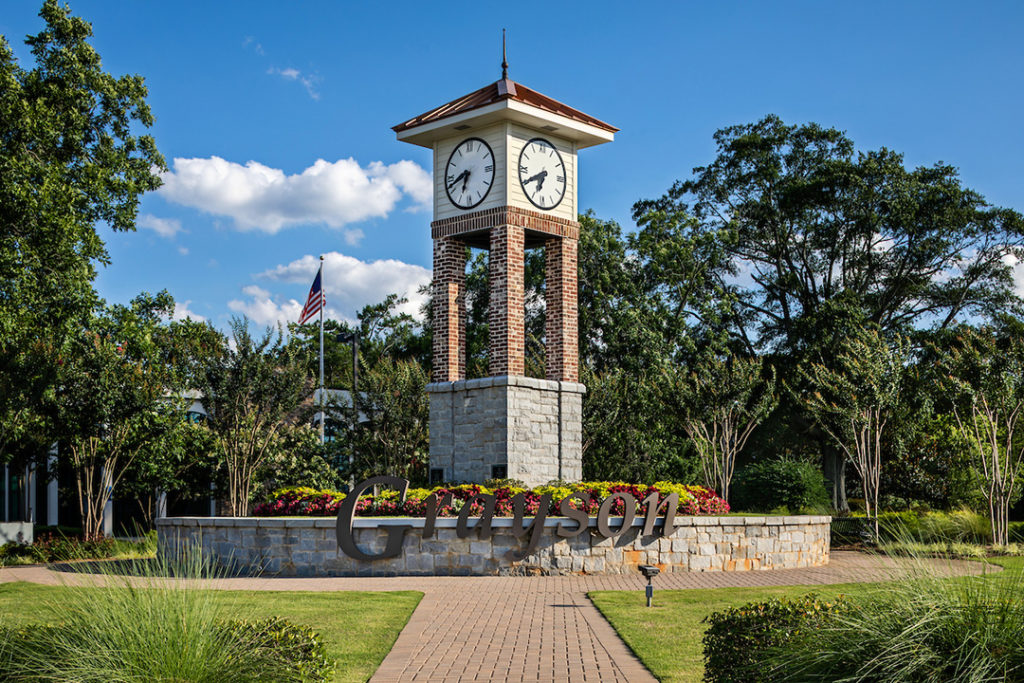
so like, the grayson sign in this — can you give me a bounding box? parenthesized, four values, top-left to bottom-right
(336, 476, 683, 562)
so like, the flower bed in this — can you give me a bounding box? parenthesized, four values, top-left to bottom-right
(252, 481, 729, 518)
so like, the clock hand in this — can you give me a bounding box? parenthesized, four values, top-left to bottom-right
(448, 170, 469, 190)
(524, 169, 547, 190)
(462, 169, 471, 194)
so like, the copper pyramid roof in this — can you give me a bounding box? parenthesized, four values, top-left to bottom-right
(392, 79, 618, 134)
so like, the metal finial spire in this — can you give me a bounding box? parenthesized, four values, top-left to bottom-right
(501, 29, 508, 80)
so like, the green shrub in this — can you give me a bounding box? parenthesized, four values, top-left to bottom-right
(702, 594, 848, 682)
(878, 541, 1024, 559)
(731, 459, 829, 513)
(871, 509, 992, 544)
(224, 617, 333, 682)
(918, 508, 991, 543)
(831, 510, 996, 547)
(0, 532, 156, 566)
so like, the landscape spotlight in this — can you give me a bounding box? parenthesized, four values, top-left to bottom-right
(638, 564, 660, 607)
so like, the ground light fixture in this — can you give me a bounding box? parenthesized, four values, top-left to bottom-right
(638, 564, 660, 607)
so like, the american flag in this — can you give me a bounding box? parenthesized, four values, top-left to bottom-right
(298, 266, 325, 324)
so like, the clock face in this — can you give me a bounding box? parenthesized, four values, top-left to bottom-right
(518, 138, 566, 210)
(445, 138, 494, 210)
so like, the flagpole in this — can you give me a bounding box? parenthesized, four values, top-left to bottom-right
(318, 254, 325, 445)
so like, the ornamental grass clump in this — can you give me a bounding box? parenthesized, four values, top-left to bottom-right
(0, 548, 332, 682)
(770, 557, 1024, 682)
(703, 556, 1024, 681)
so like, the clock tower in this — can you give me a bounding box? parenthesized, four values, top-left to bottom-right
(394, 66, 616, 487)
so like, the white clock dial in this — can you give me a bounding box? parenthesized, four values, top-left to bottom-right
(445, 138, 495, 210)
(518, 138, 566, 210)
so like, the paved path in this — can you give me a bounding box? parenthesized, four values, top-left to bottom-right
(0, 552, 995, 682)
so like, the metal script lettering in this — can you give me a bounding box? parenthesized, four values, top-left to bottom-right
(596, 492, 637, 538)
(555, 493, 591, 538)
(641, 491, 678, 537)
(456, 493, 497, 539)
(422, 491, 453, 539)
(506, 491, 553, 561)
(335, 478, 685, 561)
(336, 476, 412, 560)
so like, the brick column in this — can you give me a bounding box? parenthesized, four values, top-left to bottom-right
(489, 223, 525, 376)
(432, 236, 466, 382)
(544, 237, 579, 382)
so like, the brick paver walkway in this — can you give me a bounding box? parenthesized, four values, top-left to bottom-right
(0, 552, 994, 682)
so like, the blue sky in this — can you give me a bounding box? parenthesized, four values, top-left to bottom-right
(3, 1, 1023, 329)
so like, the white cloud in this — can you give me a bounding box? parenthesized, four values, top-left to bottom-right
(228, 285, 304, 327)
(374, 159, 433, 206)
(242, 36, 264, 55)
(138, 214, 183, 238)
(257, 251, 431, 321)
(1003, 253, 1024, 298)
(172, 301, 205, 322)
(157, 156, 431, 236)
(268, 66, 320, 99)
(178, 246, 189, 255)
(343, 229, 364, 246)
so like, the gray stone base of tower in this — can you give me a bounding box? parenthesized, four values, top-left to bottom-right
(426, 376, 585, 488)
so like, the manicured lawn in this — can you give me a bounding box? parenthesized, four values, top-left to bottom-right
(0, 582, 421, 683)
(589, 556, 1024, 683)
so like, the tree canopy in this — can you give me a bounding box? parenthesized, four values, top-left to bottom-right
(0, 0, 164, 463)
(633, 115, 1024, 354)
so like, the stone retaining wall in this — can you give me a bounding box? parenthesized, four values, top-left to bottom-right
(157, 515, 830, 577)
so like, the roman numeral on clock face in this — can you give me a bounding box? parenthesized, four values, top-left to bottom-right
(444, 137, 494, 209)
(518, 137, 567, 211)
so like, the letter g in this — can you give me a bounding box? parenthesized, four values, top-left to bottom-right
(336, 476, 412, 561)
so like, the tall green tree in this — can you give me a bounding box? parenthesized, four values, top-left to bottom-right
(202, 319, 313, 516)
(53, 293, 173, 539)
(0, 1, 164, 464)
(119, 402, 218, 528)
(287, 294, 428, 389)
(339, 357, 430, 484)
(665, 354, 777, 503)
(581, 367, 698, 484)
(634, 115, 1024, 507)
(936, 323, 1024, 545)
(799, 329, 909, 538)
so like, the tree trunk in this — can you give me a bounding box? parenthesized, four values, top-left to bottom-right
(822, 447, 848, 511)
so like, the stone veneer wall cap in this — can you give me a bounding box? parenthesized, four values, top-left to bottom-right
(425, 382, 454, 393)
(287, 519, 317, 528)
(462, 377, 495, 390)
(158, 514, 830, 530)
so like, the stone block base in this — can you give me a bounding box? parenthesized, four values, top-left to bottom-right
(0, 522, 32, 545)
(427, 376, 584, 487)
